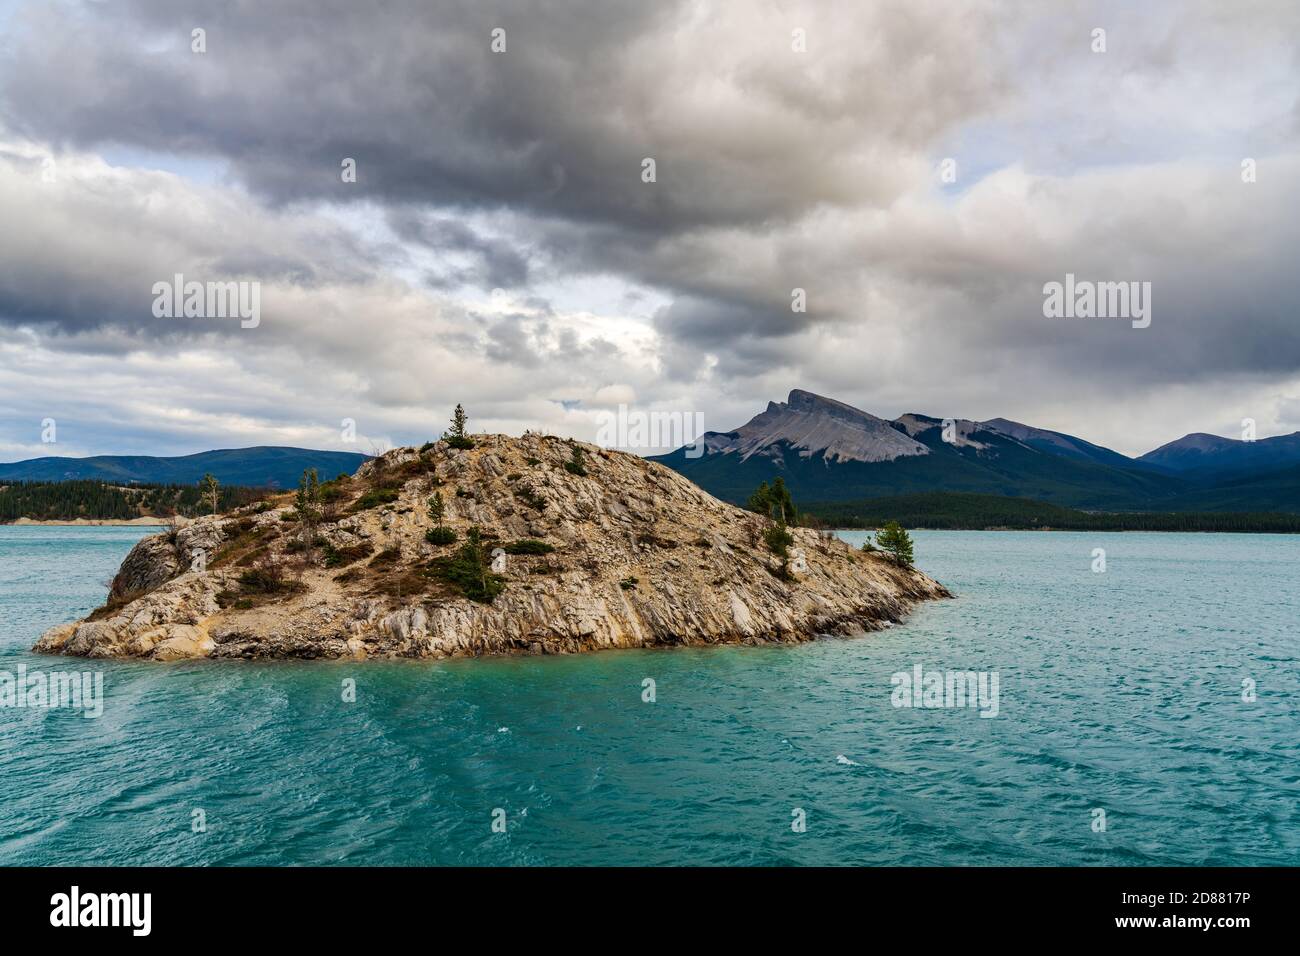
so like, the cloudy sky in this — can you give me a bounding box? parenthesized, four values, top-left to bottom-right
(0, 0, 1297, 461)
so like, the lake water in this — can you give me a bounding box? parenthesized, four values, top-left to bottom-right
(0, 525, 1295, 865)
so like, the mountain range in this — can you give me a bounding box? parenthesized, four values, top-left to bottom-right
(4, 396, 1298, 514)
(0, 446, 370, 490)
(653, 390, 1300, 513)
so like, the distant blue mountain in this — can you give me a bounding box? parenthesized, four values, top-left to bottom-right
(1137, 431, 1300, 477)
(0, 446, 370, 490)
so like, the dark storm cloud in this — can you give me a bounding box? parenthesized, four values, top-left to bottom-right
(0, 0, 1016, 372)
(0, 0, 1007, 225)
(389, 211, 532, 290)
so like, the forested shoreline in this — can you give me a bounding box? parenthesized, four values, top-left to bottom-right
(803, 492, 1300, 533)
(0, 480, 265, 523)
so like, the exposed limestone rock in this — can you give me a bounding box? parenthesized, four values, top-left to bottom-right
(35, 434, 949, 661)
(700, 389, 931, 464)
(150, 625, 215, 661)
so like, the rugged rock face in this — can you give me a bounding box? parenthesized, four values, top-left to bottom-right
(701, 389, 930, 464)
(35, 434, 949, 661)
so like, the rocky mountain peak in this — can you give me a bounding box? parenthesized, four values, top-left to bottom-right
(701, 390, 930, 464)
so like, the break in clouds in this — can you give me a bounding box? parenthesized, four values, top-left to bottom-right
(0, 0, 1298, 459)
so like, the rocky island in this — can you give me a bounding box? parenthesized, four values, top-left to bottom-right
(34, 434, 949, 661)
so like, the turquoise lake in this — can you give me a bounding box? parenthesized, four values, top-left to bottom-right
(0, 525, 1296, 866)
